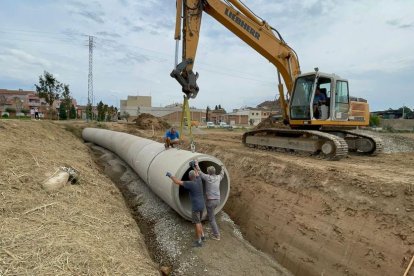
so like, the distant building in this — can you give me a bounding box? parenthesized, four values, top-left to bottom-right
(0, 89, 48, 116)
(119, 95, 206, 124)
(0, 88, 79, 119)
(209, 109, 226, 124)
(223, 106, 279, 126)
(120, 95, 151, 114)
(371, 109, 403, 119)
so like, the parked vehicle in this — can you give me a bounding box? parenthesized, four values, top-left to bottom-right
(206, 121, 215, 128)
(219, 122, 231, 128)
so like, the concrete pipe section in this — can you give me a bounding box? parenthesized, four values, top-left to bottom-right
(82, 128, 230, 221)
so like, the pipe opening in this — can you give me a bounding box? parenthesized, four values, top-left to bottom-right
(178, 161, 230, 217)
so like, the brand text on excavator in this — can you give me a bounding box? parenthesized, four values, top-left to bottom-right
(225, 8, 260, 40)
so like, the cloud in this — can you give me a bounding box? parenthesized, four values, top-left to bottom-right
(76, 10, 105, 24)
(118, 52, 150, 64)
(67, 0, 88, 9)
(399, 24, 413, 29)
(0, 49, 51, 68)
(96, 31, 121, 38)
(1, 0, 413, 111)
(131, 26, 144, 33)
(386, 19, 413, 29)
(118, 0, 129, 7)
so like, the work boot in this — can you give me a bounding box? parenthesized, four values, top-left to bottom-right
(192, 240, 203, 247)
(211, 235, 220, 241)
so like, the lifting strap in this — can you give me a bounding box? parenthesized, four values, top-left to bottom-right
(179, 95, 196, 152)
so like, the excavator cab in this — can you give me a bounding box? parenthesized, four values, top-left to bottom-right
(289, 72, 350, 124)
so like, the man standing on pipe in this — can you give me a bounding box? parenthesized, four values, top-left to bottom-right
(166, 165, 206, 247)
(195, 161, 224, 241)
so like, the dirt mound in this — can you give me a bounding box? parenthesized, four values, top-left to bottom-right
(255, 116, 289, 130)
(0, 120, 158, 275)
(134, 113, 171, 130)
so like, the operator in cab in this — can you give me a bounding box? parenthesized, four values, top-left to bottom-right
(164, 126, 180, 149)
(313, 87, 326, 119)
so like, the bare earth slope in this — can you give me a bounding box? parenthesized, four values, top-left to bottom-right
(0, 120, 158, 275)
(193, 131, 414, 276)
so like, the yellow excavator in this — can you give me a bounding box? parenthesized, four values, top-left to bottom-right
(171, 0, 382, 160)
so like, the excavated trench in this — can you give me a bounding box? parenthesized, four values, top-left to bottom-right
(88, 144, 290, 276)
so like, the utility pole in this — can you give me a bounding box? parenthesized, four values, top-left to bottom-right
(87, 35, 95, 121)
(402, 104, 405, 119)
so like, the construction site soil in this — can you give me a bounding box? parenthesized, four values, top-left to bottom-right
(2, 119, 414, 275)
(134, 113, 171, 131)
(0, 120, 158, 275)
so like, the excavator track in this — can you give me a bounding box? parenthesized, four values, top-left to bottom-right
(334, 130, 383, 155)
(242, 129, 348, 161)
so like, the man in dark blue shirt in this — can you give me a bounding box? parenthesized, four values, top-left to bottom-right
(164, 127, 180, 149)
(313, 88, 327, 119)
(166, 169, 206, 247)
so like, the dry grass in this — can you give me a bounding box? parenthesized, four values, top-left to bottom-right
(0, 120, 159, 275)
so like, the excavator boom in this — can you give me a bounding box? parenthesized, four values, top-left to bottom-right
(171, 0, 300, 119)
(171, 0, 382, 160)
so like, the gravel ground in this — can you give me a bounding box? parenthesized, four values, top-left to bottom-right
(359, 130, 414, 153)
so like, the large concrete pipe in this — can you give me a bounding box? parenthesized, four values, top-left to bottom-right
(82, 128, 230, 221)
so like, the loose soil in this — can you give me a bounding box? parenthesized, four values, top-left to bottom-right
(134, 113, 171, 131)
(255, 117, 289, 130)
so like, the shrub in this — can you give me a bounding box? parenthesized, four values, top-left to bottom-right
(369, 115, 381, 127)
(2, 113, 9, 118)
(5, 107, 15, 113)
(384, 126, 395, 133)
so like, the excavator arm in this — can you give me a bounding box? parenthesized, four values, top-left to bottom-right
(171, 0, 301, 119)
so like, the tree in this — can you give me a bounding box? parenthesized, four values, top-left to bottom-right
(97, 101, 104, 121)
(0, 95, 6, 113)
(399, 106, 413, 119)
(14, 97, 23, 113)
(103, 104, 108, 121)
(215, 105, 218, 110)
(106, 105, 117, 121)
(86, 103, 93, 121)
(35, 71, 62, 107)
(69, 104, 77, 119)
(218, 104, 222, 109)
(206, 106, 211, 122)
(369, 115, 380, 127)
(121, 111, 130, 122)
(61, 84, 72, 118)
(59, 103, 67, 120)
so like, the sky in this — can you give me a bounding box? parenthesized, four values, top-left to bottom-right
(0, 0, 413, 111)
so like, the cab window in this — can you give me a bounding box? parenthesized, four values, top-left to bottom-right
(335, 81, 349, 103)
